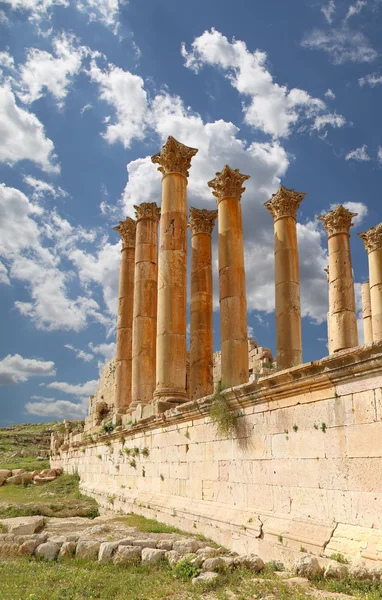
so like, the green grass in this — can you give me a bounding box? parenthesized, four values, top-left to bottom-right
(0, 559, 316, 600)
(311, 574, 382, 599)
(0, 474, 98, 519)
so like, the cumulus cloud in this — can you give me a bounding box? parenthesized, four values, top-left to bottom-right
(302, 27, 377, 64)
(23, 175, 67, 200)
(88, 342, 116, 359)
(0, 84, 59, 172)
(0, 353, 56, 384)
(181, 28, 344, 138)
(25, 398, 87, 419)
(77, 0, 122, 34)
(45, 379, 98, 396)
(378, 147, 382, 163)
(325, 89, 336, 100)
(345, 145, 371, 161)
(321, 0, 336, 23)
(359, 73, 382, 87)
(1, 0, 68, 22)
(64, 344, 93, 362)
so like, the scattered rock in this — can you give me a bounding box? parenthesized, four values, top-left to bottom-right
(165, 550, 181, 566)
(85, 524, 110, 536)
(192, 571, 219, 585)
(113, 545, 141, 565)
(0, 542, 20, 556)
(98, 542, 119, 564)
(141, 548, 167, 565)
(34, 475, 56, 485)
(6, 475, 24, 485)
(202, 557, 225, 572)
(173, 539, 199, 554)
(0, 516, 45, 536)
(12, 469, 25, 476)
(197, 546, 221, 558)
(221, 556, 236, 570)
(349, 560, 372, 580)
(76, 540, 101, 559)
(118, 538, 135, 546)
(19, 539, 39, 556)
(66, 534, 79, 542)
(324, 561, 348, 580)
(0, 477, 5, 486)
(59, 542, 77, 559)
(234, 554, 264, 572)
(132, 539, 157, 548)
(294, 555, 322, 580)
(48, 536, 66, 546)
(156, 540, 173, 551)
(36, 542, 60, 561)
(0, 470, 12, 478)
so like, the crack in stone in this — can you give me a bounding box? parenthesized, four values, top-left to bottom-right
(323, 521, 339, 553)
(257, 515, 264, 540)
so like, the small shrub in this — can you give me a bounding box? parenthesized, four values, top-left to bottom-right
(133, 446, 140, 457)
(173, 557, 201, 581)
(160, 474, 164, 481)
(284, 429, 289, 435)
(300, 546, 306, 552)
(97, 455, 102, 460)
(330, 552, 349, 564)
(321, 422, 327, 433)
(129, 459, 137, 469)
(142, 467, 145, 477)
(103, 422, 115, 433)
(115, 465, 120, 471)
(293, 424, 298, 432)
(108, 495, 116, 505)
(209, 381, 238, 438)
(141, 447, 149, 458)
(184, 429, 190, 439)
(124, 448, 131, 456)
(278, 534, 283, 544)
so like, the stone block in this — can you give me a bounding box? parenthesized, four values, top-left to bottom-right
(132, 539, 157, 548)
(76, 540, 101, 559)
(59, 542, 77, 559)
(324, 560, 348, 580)
(141, 548, 166, 564)
(202, 557, 225, 571)
(294, 555, 322, 579)
(192, 571, 219, 585)
(352, 390, 377, 424)
(19, 539, 39, 556)
(0, 516, 44, 536)
(98, 542, 119, 563)
(173, 539, 199, 554)
(113, 545, 141, 564)
(36, 542, 60, 561)
(233, 554, 264, 571)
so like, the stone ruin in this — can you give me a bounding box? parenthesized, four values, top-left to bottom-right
(51, 136, 382, 568)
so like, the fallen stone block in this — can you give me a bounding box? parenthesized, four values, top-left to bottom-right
(19, 539, 39, 556)
(202, 557, 225, 572)
(59, 542, 77, 559)
(192, 571, 219, 585)
(0, 542, 20, 556)
(132, 539, 157, 548)
(0, 470, 12, 478)
(113, 545, 141, 565)
(141, 548, 167, 565)
(76, 540, 101, 559)
(294, 555, 322, 580)
(98, 542, 119, 564)
(165, 550, 181, 566)
(118, 537, 135, 546)
(0, 516, 45, 536)
(33, 476, 56, 485)
(324, 560, 348, 580)
(12, 469, 25, 476)
(234, 554, 264, 572)
(349, 560, 373, 580)
(156, 539, 173, 551)
(196, 546, 221, 558)
(36, 542, 60, 561)
(0, 477, 5, 487)
(173, 539, 199, 554)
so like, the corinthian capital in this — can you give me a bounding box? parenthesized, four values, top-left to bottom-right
(113, 217, 136, 249)
(188, 207, 218, 236)
(264, 184, 306, 221)
(208, 165, 250, 204)
(358, 223, 382, 253)
(151, 136, 198, 178)
(318, 205, 357, 238)
(134, 202, 161, 222)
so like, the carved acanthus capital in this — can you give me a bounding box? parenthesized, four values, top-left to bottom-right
(188, 207, 218, 236)
(358, 223, 382, 253)
(113, 217, 136, 249)
(318, 205, 357, 238)
(208, 165, 250, 204)
(151, 136, 198, 178)
(264, 184, 306, 221)
(134, 202, 161, 223)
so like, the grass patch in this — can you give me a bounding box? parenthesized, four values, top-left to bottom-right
(0, 474, 98, 519)
(311, 574, 382, 599)
(0, 558, 317, 600)
(209, 382, 238, 438)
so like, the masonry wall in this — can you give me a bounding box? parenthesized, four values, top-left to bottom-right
(52, 343, 382, 566)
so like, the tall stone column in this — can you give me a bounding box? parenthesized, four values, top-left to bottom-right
(151, 136, 198, 404)
(189, 207, 218, 400)
(361, 281, 373, 344)
(264, 185, 306, 369)
(359, 223, 382, 342)
(113, 218, 136, 413)
(131, 202, 161, 409)
(208, 165, 250, 388)
(324, 266, 333, 353)
(318, 205, 358, 352)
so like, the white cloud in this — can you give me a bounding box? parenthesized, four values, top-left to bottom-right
(312, 113, 345, 131)
(0, 84, 58, 172)
(181, 28, 344, 138)
(23, 175, 67, 200)
(0, 50, 15, 69)
(25, 398, 87, 419)
(302, 27, 377, 64)
(80, 102, 92, 115)
(321, 0, 336, 23)
(1, 0, 68, 22)
(359, 73, 382, 87)
(45, 379, 98, 396)
(378, 147, 382, 163)
(324, 88, 335, 100)
(17, 34, 86, 108)
(64, 344, 93, 362)
(345, 144, 371, 161)
(76, 0, 122, 34)
(0, 353, 56, 384)
(88, 342, 116, 359)
(0, 261, 10, 285)
(89, 58, 148, 147)
(346, 1, 366, 20)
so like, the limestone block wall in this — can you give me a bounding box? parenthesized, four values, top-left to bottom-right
(52, 343, 382, 566)
(85, 359, 116, 432)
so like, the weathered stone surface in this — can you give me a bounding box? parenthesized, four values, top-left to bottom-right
(0, 470, 12, 478)
(196, 546, 221, 558)
(48, 536, 66, 546)
(294, 555, 322, 580)
(59, 542, 77, 559)
(234, 554, 264, 572)
(98, 542, 119, 564)
(141, 548, 167, 565)
(132, 539, 157, 548)
(76, 540, 101, 559)
(173, 539, 199, 554)
(0, 516, 44, 535)
(0, 476, 5, 486)
(221, 556, 236, 569)
(202, 557, 225, 572)
(0, 542, 20, 556)
(156, 539, 173, 551)
(36, 542, 60, 561)
(12, 469, 25, 476)
(324, 560, 348, 580)
(349, 560, 372, 580)
(165, 550, 181, 566)
(113, 545, 141, 564)
(371, 565, 382, 581)
(19, 539, 39, 556)
(118, 537, 135, 546)
(192, 571, 219, 585)
(33, 475, 56, 485)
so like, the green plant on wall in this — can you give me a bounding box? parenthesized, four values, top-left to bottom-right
(209, 381, 239, 438)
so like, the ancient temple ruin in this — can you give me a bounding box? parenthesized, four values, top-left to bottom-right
(52, 136, 382, 567)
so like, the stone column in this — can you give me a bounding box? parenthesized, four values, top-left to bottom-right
(264, 185, 306, 369)
(325, 266, 333, 354)
(318, 205, 358, 352)
(208, 165, 250, 388)
(151, 136, 198, 404)
(359, 223, 382, 342)
(113, 218, 136, 413)
(131, 202, 161, 409)
(361, 281, 373, 344)
(189, 207, 218, 400)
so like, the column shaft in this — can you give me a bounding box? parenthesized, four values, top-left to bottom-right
(189, 208, 217, 400)
(361, 281, 373, 344)
(368, 249, 382, 341)
(131, 203, 160, 409)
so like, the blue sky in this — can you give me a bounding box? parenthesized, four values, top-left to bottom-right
(0, 0, 381, 426)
